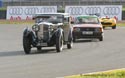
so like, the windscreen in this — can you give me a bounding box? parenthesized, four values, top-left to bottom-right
(75, 16, 99, 24)
(35, 15, 63, 24)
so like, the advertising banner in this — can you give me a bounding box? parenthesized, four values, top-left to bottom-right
(7, 6, 57, 20)
(65, 5, 122, 20)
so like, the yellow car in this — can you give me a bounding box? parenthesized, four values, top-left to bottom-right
(100, 17, 116, 29)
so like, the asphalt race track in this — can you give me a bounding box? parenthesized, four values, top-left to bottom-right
(0, 24, 125, 78)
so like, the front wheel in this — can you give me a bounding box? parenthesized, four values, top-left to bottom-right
(112, 25, 116, 29)
(73, 37, 76, 42)
(37, 47, 42, 51)
(23, 37, 31, 54)
(99, 36, 103, 41)
(103, 26, 105, 29)
(56, 35, 63, 52)
(67, 41, 73, 49)
(67, 35, 73, 49)
(73, 35, 76, 42)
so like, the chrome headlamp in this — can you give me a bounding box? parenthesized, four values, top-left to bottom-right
(95, 28, 103, 32)
(74, 27, 81, 32)
(51, 25, 58, 30)
(49, 25, 54, 31)
(95, 28, 100, 32)
(32, 24, 39, 31)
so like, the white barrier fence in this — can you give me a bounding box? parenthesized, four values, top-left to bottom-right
(7, 5, 122, 20)
(65, 5, 122, 20)
(7, 6, 57, 20)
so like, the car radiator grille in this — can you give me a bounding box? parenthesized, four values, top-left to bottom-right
(37, 24, 49, 42)
(80, 28, 95, 31)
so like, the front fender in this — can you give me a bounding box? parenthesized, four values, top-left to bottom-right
(23, 27, 31, 37)
(48, 28, 63, 46)
(23, 27, 36, 38)
(55, 28, 63, 38)
(23, 27, 37, 46)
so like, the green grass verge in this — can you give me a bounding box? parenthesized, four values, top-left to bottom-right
(122, 6, 125, 11)
(0, 20, 34, 24)
(0, 20, 124, 26)
(0, 7, 7, 11)
(117, 23, 125, 26)
(65, 69, 125, 78)
(117, 21, 125, 26)
(122, 8, 125, 11)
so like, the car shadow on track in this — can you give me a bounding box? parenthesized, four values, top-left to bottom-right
(74, 39, 99, 43)
(0, 48, 64, 57)
(0, 39, 99, 57)
(0, 50, 25, 57)
(31, 48, 57, 55)
(31, 47, 71, 55)
(103, 27, 114, 30)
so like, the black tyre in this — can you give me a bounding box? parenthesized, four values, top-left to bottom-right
(56, 35, 63, 52)
(99, 36, 103, 41)
(103, 26, 105, 29)
(67, 34, 73, 49)
(67, 41, 73, 49)
(37, 47, 42, 51)
(73, 32, 76, 42)
(23, 37, 31, 54)
(112, 25, 116, 29)
(73, 37, 76, 42)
